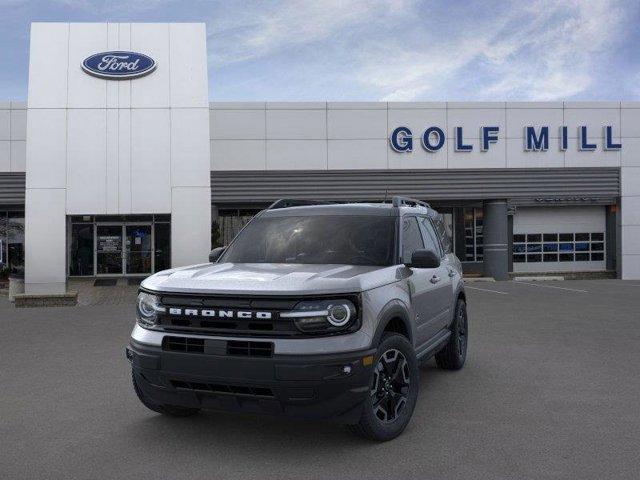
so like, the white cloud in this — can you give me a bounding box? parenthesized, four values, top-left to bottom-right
(30, 0, 174, 11)
(208, 0, 413, 66)
(9, 0, 629, 101)
(208, 0, 629, 101)
(356, 0, 628, 101)
(479, 0, 625, 100)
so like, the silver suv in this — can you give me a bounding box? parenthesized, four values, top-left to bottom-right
(127, 197, 468, 441)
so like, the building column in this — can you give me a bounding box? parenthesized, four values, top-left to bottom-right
(621, 166, 640, 279)
(171, 187, 212, 268)
(606, 205, 617, 273)
(483, 200, 509, 280)
(24, 188, 67, 294)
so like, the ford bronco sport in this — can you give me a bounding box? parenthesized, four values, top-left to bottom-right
(127, 197, 468, 441)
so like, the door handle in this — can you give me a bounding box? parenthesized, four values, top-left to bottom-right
(448, 269, 456, 278)
(430, 275, 441, 284)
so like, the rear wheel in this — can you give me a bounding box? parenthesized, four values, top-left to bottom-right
(132, 371, 200, 417)
(349, 333, 419, 441)
(435, 299, 468, 370)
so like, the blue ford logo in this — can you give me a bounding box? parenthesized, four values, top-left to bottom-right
(82, 51, 156, 80)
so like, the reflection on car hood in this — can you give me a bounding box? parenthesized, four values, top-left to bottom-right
(141, 262, 400, 295)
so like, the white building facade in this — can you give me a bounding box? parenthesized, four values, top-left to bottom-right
(1, 22, 639, 294)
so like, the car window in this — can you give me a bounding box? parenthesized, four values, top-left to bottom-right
(402, 217, 424, 264)
(221, 215, 397, 266)
(432, 214, 453, 254)
(418, 217, 442, 257)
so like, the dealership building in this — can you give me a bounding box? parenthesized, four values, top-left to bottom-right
(1, 22, 640, 296)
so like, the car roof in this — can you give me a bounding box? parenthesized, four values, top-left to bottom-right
(260, 202, 437, 217)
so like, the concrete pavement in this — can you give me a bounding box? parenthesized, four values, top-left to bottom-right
(1, 280, 639, 480)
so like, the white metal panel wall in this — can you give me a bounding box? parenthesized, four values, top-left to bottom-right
(209, 100, 640, 279)
(0, 102, 26, 173)
(25, 22, 211, 294)
(513, 206, 606, 273)
(620, 103, 640, 279)
(209, 101, 629, 172)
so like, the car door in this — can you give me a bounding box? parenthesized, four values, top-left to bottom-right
(429, 213, 459, 328)
(401, 216, 442, 349)
(418, 216, 454, 333)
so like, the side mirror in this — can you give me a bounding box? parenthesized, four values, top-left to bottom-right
(209, 246, 226, 263)
(406, 249, 440, 269)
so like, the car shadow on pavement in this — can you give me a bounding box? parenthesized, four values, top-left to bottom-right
(122, 359, 451, 451)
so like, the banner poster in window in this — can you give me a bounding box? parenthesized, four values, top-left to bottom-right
(98, 236, 121, 252)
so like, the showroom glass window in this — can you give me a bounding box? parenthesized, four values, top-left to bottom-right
(154, 216, 171, 272)
(214, 208, 261, 248)
(68, 214, 172, 276)
(70, 219, 94, 276)
(513, 232, 605, 263)
(0, 211, 6, 275)
(4, 211, 25, 274)
(463, 208, 483, 262)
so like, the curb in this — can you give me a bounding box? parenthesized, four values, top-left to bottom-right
(514, 276, 565, 282)
(463, 277, 496, 283)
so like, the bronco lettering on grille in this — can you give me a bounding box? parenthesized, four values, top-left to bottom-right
(168, 308, 272, 320)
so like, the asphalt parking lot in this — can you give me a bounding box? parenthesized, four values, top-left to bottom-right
(1, 279, 639, 480)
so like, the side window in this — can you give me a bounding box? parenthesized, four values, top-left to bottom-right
(402, 217, 424, 264)
(418, 217, 443, 257)
(432, 214, 453, 254)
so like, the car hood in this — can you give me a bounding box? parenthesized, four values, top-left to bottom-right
(141, 262, 400, 295)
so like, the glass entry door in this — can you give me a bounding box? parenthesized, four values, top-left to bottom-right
(96, 225, 124, 275)
(125, 225, 152, 275)
(95, 224, 153, 276)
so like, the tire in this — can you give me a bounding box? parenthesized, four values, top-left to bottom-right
(131, 371, 200, 417)
(349, 333, 419, 441)
(435, 298, 468, 370)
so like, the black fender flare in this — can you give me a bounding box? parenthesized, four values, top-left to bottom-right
(371, 299, 414, 346)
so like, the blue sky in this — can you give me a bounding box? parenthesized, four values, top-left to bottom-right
(1, 0, 639, 101)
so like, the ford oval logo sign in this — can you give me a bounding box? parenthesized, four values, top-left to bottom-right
(82, 51, 156, 80)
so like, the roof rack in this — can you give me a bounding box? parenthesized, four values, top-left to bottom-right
(391, 196, 431, 209)
(267, 199, 334, 210)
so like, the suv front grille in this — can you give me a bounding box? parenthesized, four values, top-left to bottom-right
(158, 314, 296, 336)
(227, 340, 273, 357)
(156, 295, 300, 337)
(170, 380, 274, 397)
(153, 293, 360, 338)
(162, 336, 205, 353)
(162, 336, 274, 357)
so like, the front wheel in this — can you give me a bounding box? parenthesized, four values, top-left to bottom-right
(349, 333, 419, 441)
(435, 298, 468, 370)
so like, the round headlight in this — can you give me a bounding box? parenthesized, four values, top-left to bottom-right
(283, 298, 358, 334)
(327, 303, 351, 326)
(136, 292, 164, 327)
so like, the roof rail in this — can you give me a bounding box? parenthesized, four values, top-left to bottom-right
(391, 196, 431, 209)
(267, 199, 334, 210)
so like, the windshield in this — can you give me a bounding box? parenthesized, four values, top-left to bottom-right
(221, 215, 397, 266)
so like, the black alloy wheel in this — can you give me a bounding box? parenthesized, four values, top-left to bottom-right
(371, 349, 411, 423)
(435, 298, 468, 370)
(349, 333, 419, 441)
(456, 303, 468, 357)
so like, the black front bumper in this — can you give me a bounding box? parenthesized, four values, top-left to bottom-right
(127, 339, 376, 424)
